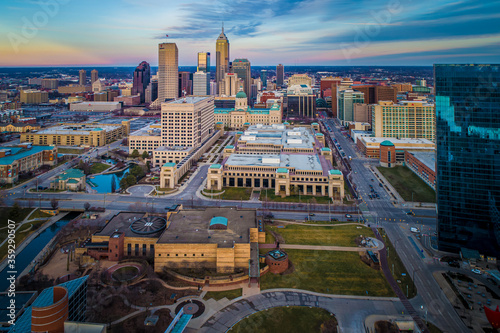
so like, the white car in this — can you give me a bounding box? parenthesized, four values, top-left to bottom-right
(472, 269, 482, 274)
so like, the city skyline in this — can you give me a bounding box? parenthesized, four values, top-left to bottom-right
(0, 0, 499, 67)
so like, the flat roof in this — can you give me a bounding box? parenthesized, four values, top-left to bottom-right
(407, 151, 436, 172)
(225, 153, 323, 172)
(238, 126, 316, 150)
(94, 212, 165, 238)
(158, 207, 256, 246)
(0, 146, 55, 165)
(167, 96, 209, 104)
(155, 146, 193, 153)
(361, 137, 435, 145)
(34, 124, 122, 135)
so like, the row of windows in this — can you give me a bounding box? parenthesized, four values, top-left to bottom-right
(158, 253, 205, 257)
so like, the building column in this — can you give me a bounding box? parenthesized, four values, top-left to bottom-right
(321, 185, 326, 196)
(312, 185, 316, 196)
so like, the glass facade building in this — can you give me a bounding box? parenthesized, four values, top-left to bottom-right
(435, 64, 500, 256)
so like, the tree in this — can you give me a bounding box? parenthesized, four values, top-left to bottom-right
(146, 161, 151, 172)
(111, 177, 116, 193)
(119, 174, 136, 190)
(130, 149, 140, 158)
(130, 165, 145, 180)
(84, 202, 91, 211)
(141, 151, 149, 160)
(121, 138, 128, 146)
(50, 198, 59, 210)
(78, 160, 91, 175)
(8, 202, 22, 221)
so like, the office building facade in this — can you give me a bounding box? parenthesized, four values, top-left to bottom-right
(232, 59, 251, 100)
(78, 69, 86, 85)
(216, 27, 230, 95)
(197, 52, 210, 73)
(132, 61, 151, 103)
(338, 90, 364, 124)
(435, 64, 500, 256)
(193, 71, 210, 95)
(157, 43, 179, 104)
(91, 69, 98, 84)
(276, 64, 284, 87)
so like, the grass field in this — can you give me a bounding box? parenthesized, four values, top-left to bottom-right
(378, 228, 416, 298)
(27, 208, 52, 220)
(0, 219, 47, 261)
(267, 224, 374, 247)
(0, 207, 33, 229)
(90, 162, 110, 174)
(377, 166, 436, 203)
(259, 249, 394, 297)
(203, 289, 242, 301)
(229, 306, 335, 333)
(203, 187, 253, 200)
(57, 147, 85, 154)
(260, 189, 333, 204)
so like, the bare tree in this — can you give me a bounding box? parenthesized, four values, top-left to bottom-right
(50, 198, 59, 210)
(84, 202, 91, 211)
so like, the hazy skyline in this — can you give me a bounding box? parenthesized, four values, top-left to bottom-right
(0, 0, 499, 67)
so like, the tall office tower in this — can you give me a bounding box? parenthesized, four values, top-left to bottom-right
(132, 61, 151, 103)
(216, 26, 230, 95)
(78, 70, 86, 85)
(178, 71, 192, 97)
(416, 79, 427, 87)
(222, 73, 238, 96)
(232, 59, 251, 100)
(193, 71, 210, 95)
(91, 69, 99, 84)
(198, 52, 211, 73)
(435, 64, 500, 256)
(157, 43, 178, 105)
(337, 89, 364, 124)
(276, 64, 284, 87)
(260, 70, 268, 89)
(145, 76, 158, 104)
(161, 96, 214, 147)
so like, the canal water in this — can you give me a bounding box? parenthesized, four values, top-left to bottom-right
(88, 167, 129, 193)
(0, 212, 80, 292)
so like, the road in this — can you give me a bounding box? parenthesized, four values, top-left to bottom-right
(0, 120, 473, 332)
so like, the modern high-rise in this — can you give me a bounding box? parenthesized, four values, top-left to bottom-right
(216, 27, 230, 95)
(276, 64, 284, 87)
(197, 52, 210, 73)
(353, 85, 397, 104)
(232, 59, 251, 100)
(78, 70, 86, 85)
(178, 71, 192, 97)
(91, 69, 98, 84)
(371, 100, 435, 141)
(435, 64, 500, 256)
(193, 71, 210, 95)
(157, 43, 178, 105)
(221, 73, 238, 96)
(338, 90, 364, 124)
(161, 96, 214, 147)
(260, 70, 268, 89)
(132, 61, 151, 103)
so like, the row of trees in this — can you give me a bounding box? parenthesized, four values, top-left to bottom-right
(119, 164, 147, 190)
(130, 149, 150, 160)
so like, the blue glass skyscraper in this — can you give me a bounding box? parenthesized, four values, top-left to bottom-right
(435, 64, 500, 256)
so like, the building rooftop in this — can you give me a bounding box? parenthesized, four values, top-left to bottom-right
(407, 151, 436, 172)
(0, 145, 55, 166)
(166, 96, 209, 104)
(34, 124, 122, 136)
(163, 162, 176, 167)
(209, 164, 222, 169)
(361, 137, 435, 147)
(238, 126, 316, 150)
(158, 208, 256, 246)
(94, 212, 167, 238)
(225, 153, 323, 172)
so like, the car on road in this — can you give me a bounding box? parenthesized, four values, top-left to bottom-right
(371, 178, 374, 181)
(345, 214, 352, 218)
(406, 211, 415, 216)
(379, 183, 383, 187)
(448, 261, 460, 268)
(410, 227, 420, 233)
(309, 213, 315, 216)
(472, 268, 482, 274)
(23, 185, 27, 188)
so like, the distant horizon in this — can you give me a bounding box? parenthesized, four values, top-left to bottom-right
(0, 64, 440, 69)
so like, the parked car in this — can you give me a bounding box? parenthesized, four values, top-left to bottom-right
(406, 211, 415, 216)
(309, 213, 315, 216)
(472, 269, 482, 275)
(345, 214, 352, 218)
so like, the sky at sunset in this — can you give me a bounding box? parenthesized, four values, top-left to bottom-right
(0, 0, 499, 67)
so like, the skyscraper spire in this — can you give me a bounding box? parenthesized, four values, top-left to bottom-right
(222, 21, 224, 34)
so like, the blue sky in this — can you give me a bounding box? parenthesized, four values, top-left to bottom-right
(0, 0, 499, 66)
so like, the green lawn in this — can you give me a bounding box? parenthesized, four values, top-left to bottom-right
(260, 189, 333, 204)
(229, 306, 335, 333)
(0, 219, 47, 261)
(90, 162, 110, 174)
(0, 207, 33, 228)
(204, 187, 253, 200)
(377, 166, 436, 203)
(27, 208, 52, 220)
(260, 249, 394, 297)
(378, 228, 416, 298)
(267, 224, 374, 247)
(57, 147, 85, 154)
(203, 288, 242, 301)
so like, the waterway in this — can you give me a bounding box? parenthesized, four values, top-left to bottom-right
(0, 212, 80, 291)
(89, 167, 129, 193)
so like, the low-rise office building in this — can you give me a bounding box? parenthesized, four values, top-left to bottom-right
(0, 123, 40, 133)
(0, 144, 57, 183)
(214, 90, 281, 129)
(128, 124, 162, 154)
(21, 121, 130, 147)
(357, 136, 435, 161)
(50, 168, 86, 191)
(69, 101, 121, 113)
(206, 124, 344, 199)
(404, 151, 436, 189)
(20, 90, 48, 104)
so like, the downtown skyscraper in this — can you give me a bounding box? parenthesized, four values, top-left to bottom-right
(132, 61, 151, 103)
(276, 64, 284, 87)
(435, 64, 500, 256)
(198, 52, 210, 73)
(157, 43, 178, 104)
(232, 59, 251, 101)
(216, 26, 229, 96)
